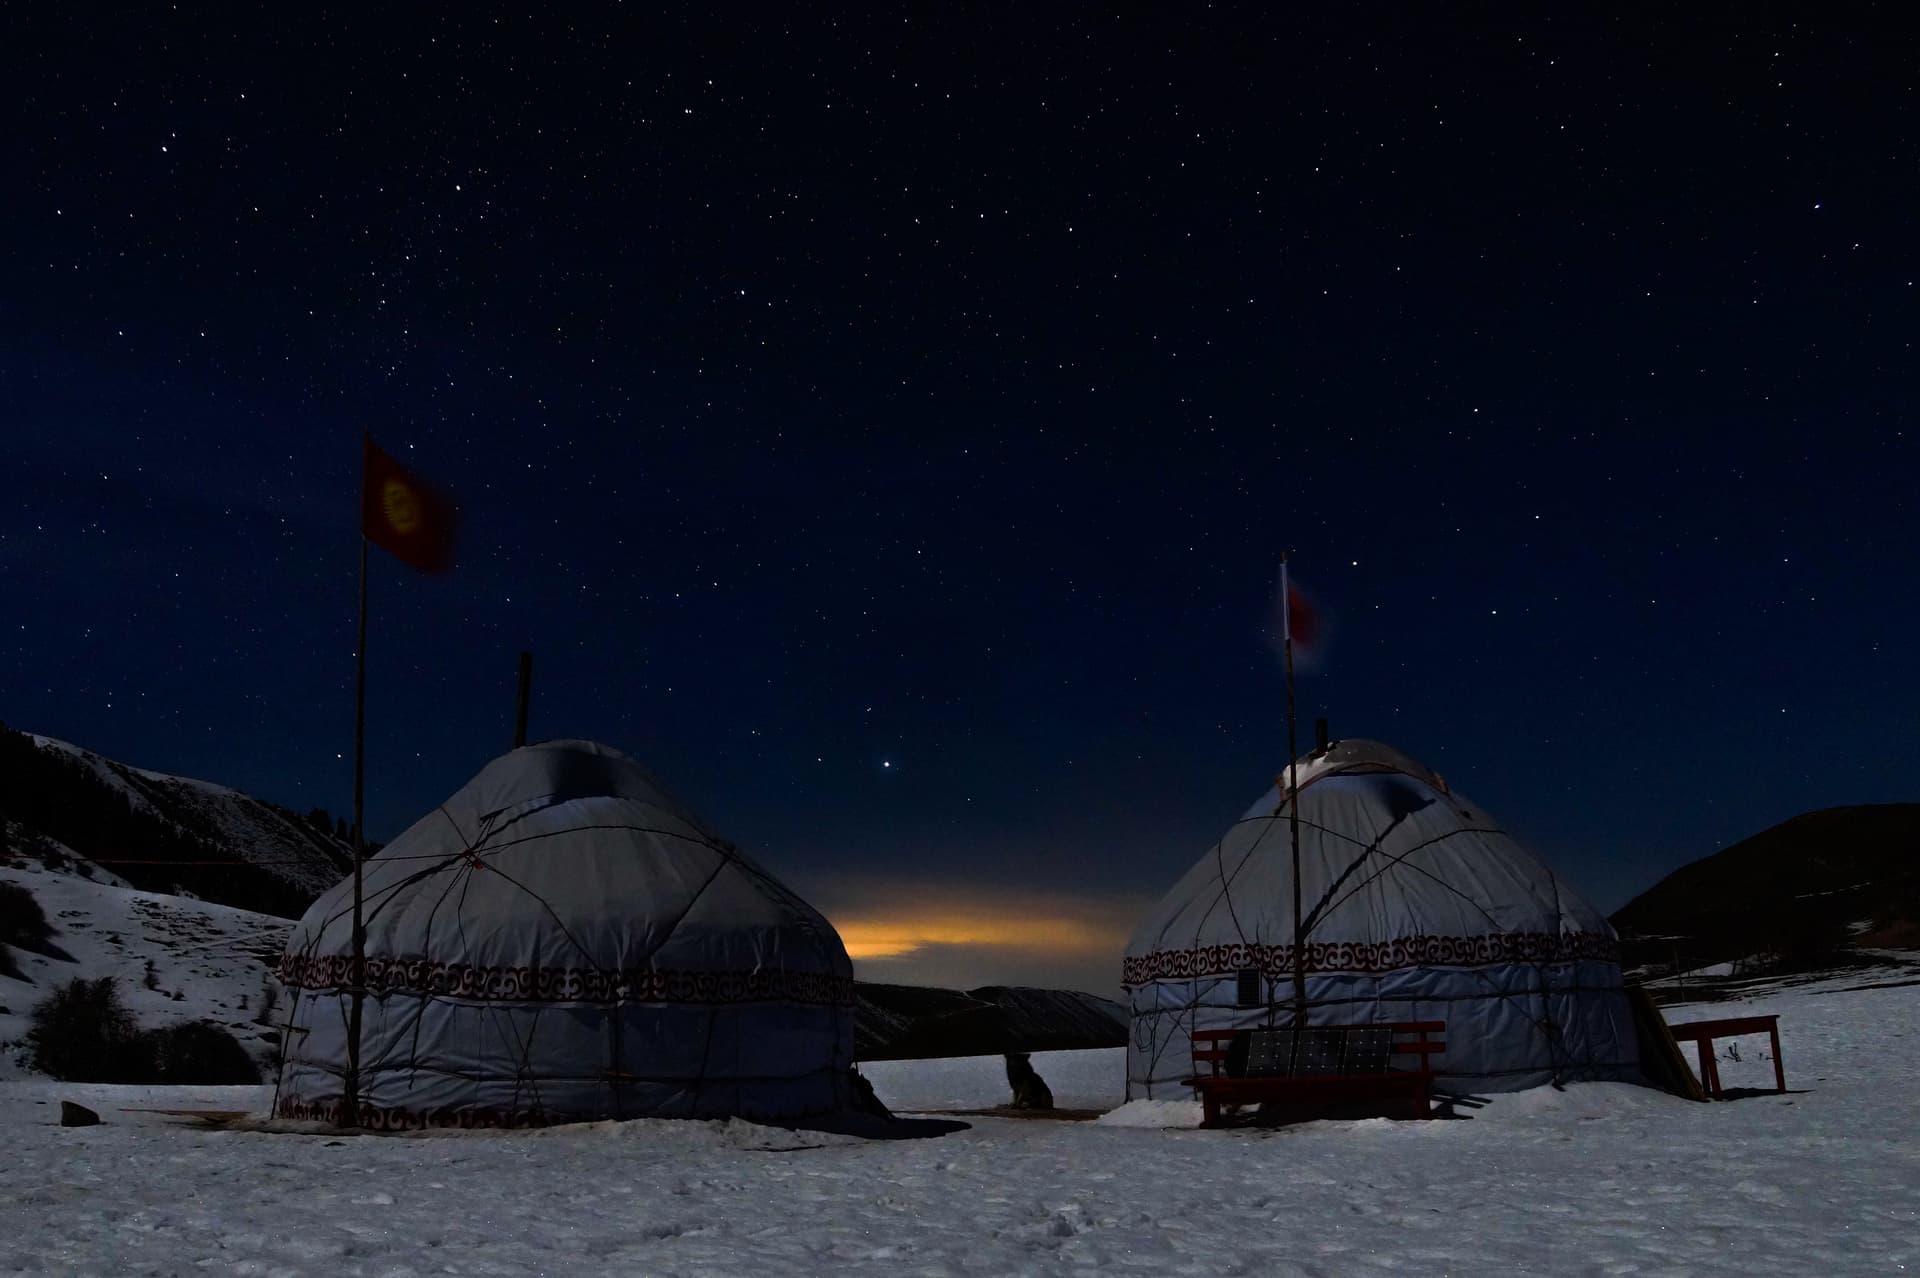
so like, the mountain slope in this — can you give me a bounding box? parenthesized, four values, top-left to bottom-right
(0, 847, 292, 1080)
(0, 725, 355, 919)
(1610, 804, 1920, 970)
(855, 982, 1129, 1061)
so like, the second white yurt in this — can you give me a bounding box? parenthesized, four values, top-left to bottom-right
(276, 739, 858, 1128)
(1124, 738, 1641, 1099)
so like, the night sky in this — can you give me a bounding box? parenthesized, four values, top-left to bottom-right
(5, 6, 1914, 995)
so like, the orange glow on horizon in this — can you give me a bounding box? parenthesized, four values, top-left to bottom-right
(832, 909, 1128, 961)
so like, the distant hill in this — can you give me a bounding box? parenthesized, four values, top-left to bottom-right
(1610, 804, 1920, 975)
(854, 983, 1129, 1061)
(0, 724, 357, 920)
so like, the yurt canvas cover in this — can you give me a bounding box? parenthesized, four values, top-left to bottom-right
(1124, 739, 1640, 1098)
(276, 740, 856, 1128)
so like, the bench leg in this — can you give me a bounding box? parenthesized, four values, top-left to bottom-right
(1695, 1040, 1720, 1099)
(1769, 1025, 1786, 1093)
(1201, 1090, 1219, 1128)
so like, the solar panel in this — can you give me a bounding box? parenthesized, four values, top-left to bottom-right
(1222, 1025, 1405, 1080)
(1294, 1029, 1350, 1076)
(1343, 1026, 1394, 1074)
(1242, 1029, 1294, 1077)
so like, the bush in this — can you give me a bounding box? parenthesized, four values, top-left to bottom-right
(148, 1021, 261, 1084)
(27, 977, 150, 1082)
(27, 977, 263, 1083)
(254, 981, 280, 1026)
(0, 880, 54, 952)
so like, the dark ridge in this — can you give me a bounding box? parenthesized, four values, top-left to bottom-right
(1610, 803, 1920, 976)
(855, 982, 1128, 1061)
(0, 722, 356, 919)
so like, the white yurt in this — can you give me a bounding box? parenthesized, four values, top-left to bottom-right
(276, 740, 857, 1128)
(1124, 738, 1641, 1098)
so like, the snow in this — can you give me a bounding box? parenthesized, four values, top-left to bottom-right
(860, 1050, 1120, 1113)
(1095, 1098, 1205, 1128)
(1, 858, 290, 1079)
(1, 968, 1917, 1274)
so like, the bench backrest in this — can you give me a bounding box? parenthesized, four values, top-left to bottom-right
(1192, 1020, 1444, 1080)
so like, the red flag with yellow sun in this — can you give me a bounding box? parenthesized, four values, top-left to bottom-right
(361, 433, 458, 573)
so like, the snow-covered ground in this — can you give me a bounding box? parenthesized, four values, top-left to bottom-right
(1, 968, 1916, 1275)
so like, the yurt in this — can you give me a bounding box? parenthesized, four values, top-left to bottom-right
(1124, 738, 1641, 1098)
(276, 740, 858, 1127)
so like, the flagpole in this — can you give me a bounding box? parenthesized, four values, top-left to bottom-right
(344, 534, 368, 1129)
(1282, 552, 1306, 1027)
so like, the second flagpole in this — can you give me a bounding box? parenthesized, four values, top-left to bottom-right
(344, 534, 368, 1128)
(1282, 552, 1306, 1027)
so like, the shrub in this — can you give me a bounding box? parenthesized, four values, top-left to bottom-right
(254, 981, 280, 1026)
(0, 881, 53, 952)
(148, 1021, 261, 1084)
(27, 978, 151, 1082)
(28, 977, 263, 1083)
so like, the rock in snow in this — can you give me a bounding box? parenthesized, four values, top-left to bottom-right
(57, 1101, 98, 1127)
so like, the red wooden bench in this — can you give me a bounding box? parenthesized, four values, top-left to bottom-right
(1188, 1021, 1445, 1126)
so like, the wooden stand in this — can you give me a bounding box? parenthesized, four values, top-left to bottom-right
(1664, 1014, 1787, 1098)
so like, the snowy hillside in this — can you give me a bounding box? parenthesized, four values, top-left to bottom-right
(0, 852, 293, 1080)
(0, 726, 354, 917)
(1, 965, 1916, 1273)
(30, 733, 354, 898)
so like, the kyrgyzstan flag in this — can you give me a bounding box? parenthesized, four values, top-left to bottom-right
(1270, 571, 1329, 670)
(362, 433, 458, 573)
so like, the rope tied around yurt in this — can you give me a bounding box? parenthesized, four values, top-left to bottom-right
(1301, 813, 1579, 1059)
(1125, 760, 1618, 1099)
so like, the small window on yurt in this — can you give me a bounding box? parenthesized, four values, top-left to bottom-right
(1235, 969, 1262, 1007)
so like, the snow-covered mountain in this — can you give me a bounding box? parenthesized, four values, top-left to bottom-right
(0, 725, 356, 918)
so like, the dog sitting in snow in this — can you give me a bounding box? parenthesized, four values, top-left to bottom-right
(1004, 1052, 1054, 1110)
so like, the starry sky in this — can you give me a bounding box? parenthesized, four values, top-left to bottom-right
(4, 6, 1914, 996)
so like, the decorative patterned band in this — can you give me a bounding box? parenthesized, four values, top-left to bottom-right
(277, 953, 856, 1007)
(1121, 930, 1620, 987)
(274, 1097, 557, 1130)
